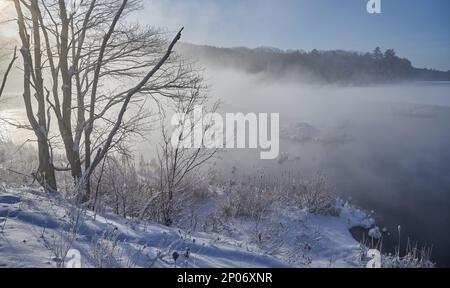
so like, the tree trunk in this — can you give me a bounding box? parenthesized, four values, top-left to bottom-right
(14, 0, 57, 191)
(58, 0, 83, 183)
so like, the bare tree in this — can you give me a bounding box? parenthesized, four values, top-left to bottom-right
(77, 25, 186, 198)
(143, 89, 218, 226)
(12, 0, 202, 199)
(13, 0, 57, 191)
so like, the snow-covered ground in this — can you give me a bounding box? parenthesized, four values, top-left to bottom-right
(0, 186, 376, 268)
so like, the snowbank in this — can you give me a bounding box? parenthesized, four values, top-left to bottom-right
(0, 187, 373, 268)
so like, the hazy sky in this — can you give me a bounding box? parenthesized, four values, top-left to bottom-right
(138, 0, 450, 71)
(0, 0, 448, 70)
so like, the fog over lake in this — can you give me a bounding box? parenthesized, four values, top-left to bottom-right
(2, 67, 450, 266)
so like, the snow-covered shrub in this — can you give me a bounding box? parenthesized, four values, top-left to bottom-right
(42, 196, 86, 268)
(368, 226, 382, 239)
(217, 170, 339, 220)
(361, 246, 434, 268)
(358, 225, 435, 268)
(0, 140, 38, 184)
(382, 253, 434, 268)
(91, 155, 152, 218)
(89, 155, 209, 227)
(90, 228, 122, 268)
(221, 174, 277, 219)
(289, 174, 339, 216)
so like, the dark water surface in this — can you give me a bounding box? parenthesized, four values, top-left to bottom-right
(211, 80, 450, 266)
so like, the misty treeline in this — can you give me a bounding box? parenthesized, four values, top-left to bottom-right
(179, 43, 450, 84)
(1, 0, 216, 226)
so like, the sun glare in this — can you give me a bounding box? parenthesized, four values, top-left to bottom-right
(0, 1, 7, 11)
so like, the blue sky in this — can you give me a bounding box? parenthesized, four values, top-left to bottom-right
(141, 0, 450, 71)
